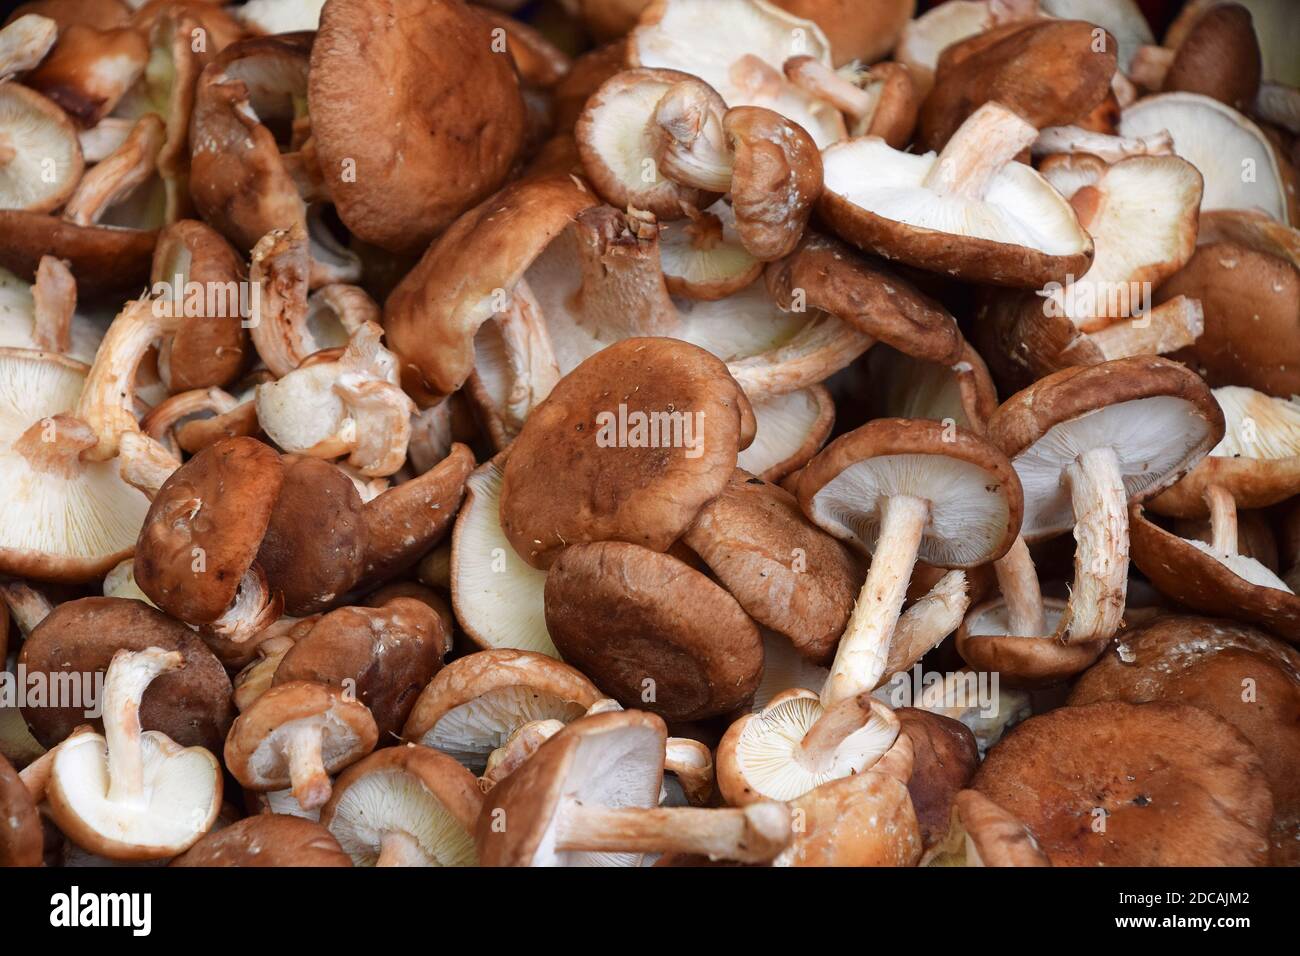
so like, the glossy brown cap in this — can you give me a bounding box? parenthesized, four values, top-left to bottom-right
(897, 708, 978, 850)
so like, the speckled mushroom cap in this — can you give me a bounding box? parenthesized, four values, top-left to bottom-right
(796, 417, 1022, 568)
(476, 708, 667, 867)
(682, 469, 861, 665)
(544, 542, 763, 721)
(257, 456, 367, 616)
(500, 337, 755, 570)
(972, 700, 1274, 866)
(171, 814, 352, 867)
(0, 753, 41, 867)
(321, 743, 483, 867)
(765, 233, 963, 365)
(273, 597, 451, 740)
(134, 437, 284, 624)
(1069, 615, 1300, 864)
(19, 596, 234, 752)
(309, 0, 527, 255)
(401, 648, 602, 772)
(987, 358, 1224, 540)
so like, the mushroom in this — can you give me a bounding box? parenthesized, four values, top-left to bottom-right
(769, 0, 914, 67)
(171, 814, 351, 867)
(321, 743, 482, 867)
(272, 597, 451, 741)
(402, 649, 603, 773)
(819, 102, 1094, 286)
(0, 14, 56, 82)
(25, 22, 147, 126)
(308, 0, 526, 255)
(895, 0, 1042, 97)
(1165, 1, 1299, 92)
(0, 753, 42, 867)
(1070, 615, 1300, 864)
(922, 789, 1050, 867)
(45, 647, 223, 860)
(896, 707, 979, 852)
(133, 437, 284, 658)
(918, 18, 1117, 152)
(575, 68, 724, 219)
(477, 709, 791, 866)
(627, 0, 846, 148)
(19, 596, 235, 753)
(546, 541, 764, 721)
(682, 469, 862, 665)
(783, 56, 918, 147)
(1131, 2, 1261, 111)
(0, 82, 83, 212)
(986, 357, 1223, 645)
(0, 260, 102, 362)
(657, 200, 763, 299)
(231, 627, 301, 712)
(225, 681, 378, 812)
(738, 386, 835, 481)
(972, 700, 1273, 865)
(1119, 92, 1291, 223)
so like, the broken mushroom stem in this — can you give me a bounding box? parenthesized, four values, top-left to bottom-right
(1061, 445, 1129, 643)
(553, 800, 791, 863)
(1032, 126, 1174, 164)
(62, 114, 165, 227)
(102, 647, 184, 807)
(1204, 484, 1237, 556)
(992, 536, 1046, 637)
(206, 563, 279, 646)
(798, 692, 876, 772)
(822, 493, 929, 708)
(480, 718, 565, 792)
(921, 102, 1038, 202)
(783, 56, 876, 121)
(31, 255, 76, 354)
(376, 830, 428, 867)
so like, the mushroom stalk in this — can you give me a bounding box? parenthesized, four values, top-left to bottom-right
(921, 102, 1038, 202)
(554, 801, 791, 863)
(376, 831, 428, 867)
(1031, 126, 1173, 163)
(822, 494, 929, 708)
(879, 569, 970, 680)
(993, 537, 1045, 637)
(1205, 484, 1237, 556)
(798, 692, 874, 772)
(283, 720, 331, 811)
(1060, 446, 1129, 643)
(103, 648, 184, 806)
(31, 255, 75, 354)
(62, 114, 165, 226)
(783, 56, 873, 121)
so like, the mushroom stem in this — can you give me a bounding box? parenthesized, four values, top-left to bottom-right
(798, 692, 874, 771)
(821, 494, 929, 708)
(1205, 484, 1238, 556)
(0, 580, 54, 634)
(11, 415, 96, 479)
(1060, 445, 1129, 644)
(783, 56, 873, 121)
(62, 113, 165, 227)
(376, 831, 428, 867)
(1129, 44, 1174, 91)
(103, 647, 184, 806)
(921, 102, 1038, 202)
(284, 721, 332, 811)
(18, 746, 56, 800)
(491, 277, 561, 432)
(1063, 296, 1205, 364)
(31, 255, 75, 354)
(1031, 126, 1174, 163)
(879, 569, 970, 681)
(481, 718, 564, 791)
(555, 800, 791, 863)
(993, 537, 1045, 636)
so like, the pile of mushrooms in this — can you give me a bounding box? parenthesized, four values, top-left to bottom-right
(1, 0, 1298, 873)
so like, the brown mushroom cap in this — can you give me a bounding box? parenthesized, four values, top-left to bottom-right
(273, 598, 450, 740)
(1069, 615, 1300, 864)
(135, 437, 284, 624)
(766, 233, 963, 364)
(938, 788, 1050, 867)
(309, 0, 526, 255)
(321, 743, 483, 866)
(19, 596, 234, 752)
(224, 680, 379, 793)
(972, 700, 1273, 866)
(150, 219, 249, 391)
(544, 542, 763, 721)
(771, 0, 914, 67)
(988, 357, 1224, 540)
(500, 337, 754, 570)
(682, 469, 861, 665)
(170, 813, 352, 867)
(1158, 240, 1300, 398)
(797, 417, 1022, 568)
(1129, 503, 1300, 642)
(257, 456, 366, 616)
(918, 19, 1118, 151)
(956, 595, 1105, 685)
(896, 707, 978, 850)
(1163, 2, 1261, 111)
(0, 211, 157, 299)
(0, 752, 42, 867)
(775, 764, 922, 867)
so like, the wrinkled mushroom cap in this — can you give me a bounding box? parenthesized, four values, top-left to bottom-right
(545, 541, 763, 721)
(309, 0, 527, 254)
(20, 596, 235, 752)
(321, 743, 483, 867)
(973, 700, 1273, 865)
(987, 357, 1224, 540)
(134, 437, 284, 623)
(796, 417, 1022, 567)
(500, 337, 754, 569)
(171, 813, 352, 867)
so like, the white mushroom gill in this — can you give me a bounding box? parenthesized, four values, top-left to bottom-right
(328, 769, 476, 867)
